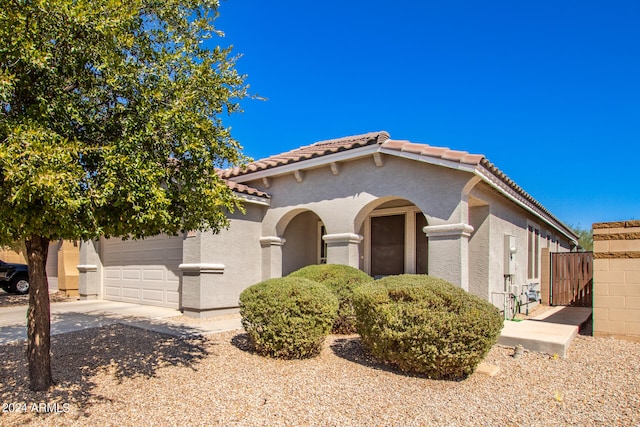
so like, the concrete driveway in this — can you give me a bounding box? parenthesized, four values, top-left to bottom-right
(0, 299, 242, 345)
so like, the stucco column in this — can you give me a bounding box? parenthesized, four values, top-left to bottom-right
(180, 231, 238, 318)
(58, 240, 80, 297)
(77, 239, 101, 300)
(424, 223, 474, 291)
(323, 233, 363, 268)
(179, 263, 231, 318)
(260, 236, 285, 280)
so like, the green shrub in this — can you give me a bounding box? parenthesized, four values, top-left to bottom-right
(239, 277, 339, 359)
(288, 264, 373, 334)
(353, 275, 502, 380)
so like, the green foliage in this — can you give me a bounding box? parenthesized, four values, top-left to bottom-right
(353, 275, 503, 380)
(0, 0, 251, 391)
(571, 225, 593, 252)
(0, 0, 250, 244)
(239, 277, 339, 359)
(288, 264, 373, 334)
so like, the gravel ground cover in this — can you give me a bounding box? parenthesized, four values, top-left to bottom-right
(1, 323, 639, 426)
(0, 291, 77, 308)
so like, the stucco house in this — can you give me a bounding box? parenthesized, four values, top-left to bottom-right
(78, 131, 578, 317)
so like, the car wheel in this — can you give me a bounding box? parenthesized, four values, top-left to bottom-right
(13, 277, 29, 295)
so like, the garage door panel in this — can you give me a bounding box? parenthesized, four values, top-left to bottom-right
(167, 269, 180, 282)
(142, 269, 164, 281)
(122, 269, 142, 280)
(104, 268, 121, 280)
(102, 235, 183, 308)
(142, 289, 164, 302)
(166, 291, 179, 304)
(105, 286, 122, 298)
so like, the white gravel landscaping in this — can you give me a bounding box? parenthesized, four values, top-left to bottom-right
(1, 324, 639, 426)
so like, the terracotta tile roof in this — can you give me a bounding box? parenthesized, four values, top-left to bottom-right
(224, 179, 270, 199)
(219, 131, 390, 179)
(220, 131, 575, 240)
(380, 139, 485, 165)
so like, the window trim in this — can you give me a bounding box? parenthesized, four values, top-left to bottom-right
(527, 222, 541, 281)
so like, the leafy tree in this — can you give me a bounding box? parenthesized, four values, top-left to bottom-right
(571, 225, 593, 252)
(0, 0, 249, 390)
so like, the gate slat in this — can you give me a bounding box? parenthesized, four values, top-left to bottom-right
(550, 252, 593, 307)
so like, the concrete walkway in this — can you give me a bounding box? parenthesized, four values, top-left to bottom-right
(498, 306, 592, 358)
(0, 299, 243, 345)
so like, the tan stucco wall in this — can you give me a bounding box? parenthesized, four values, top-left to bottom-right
(468, 181, 573, 308)
(57, 241, 80, 296)
(249, 156, 473, 237)
(468, 204, 490, 300)
(1, 241, 78, 293)
(181, 203, 266, 316)
(282, 210, 321, 275)
(238, 153, 574, 307)
(244, 155, 476, 288)
(0, 248, 26, 264)
(593, 220, 640, 342)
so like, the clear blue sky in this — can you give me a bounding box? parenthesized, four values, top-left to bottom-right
(213, 0, 639, 229)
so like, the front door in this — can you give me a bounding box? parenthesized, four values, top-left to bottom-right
(370, 214, 405, 278)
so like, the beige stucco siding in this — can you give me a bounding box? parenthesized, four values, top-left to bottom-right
(469, 182, 573, 306)
(181, 204, 265, 315)
(246, 155, 474, 237)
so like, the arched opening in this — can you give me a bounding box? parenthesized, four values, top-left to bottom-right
(357, 198, 429, 278)
(280, 210, 326, 276)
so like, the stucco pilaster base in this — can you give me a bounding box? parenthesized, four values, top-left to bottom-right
(260, 236, 285, 280)
(77, 240, 101, 300)
(180, 263, 234, 318)
(323, 233, 363, 268)
(424, 223, 474, 291)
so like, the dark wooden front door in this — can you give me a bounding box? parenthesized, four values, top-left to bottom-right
(371, 214, 405, 277)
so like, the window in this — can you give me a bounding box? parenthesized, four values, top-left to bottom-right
(527, 224, 540, 280)
(318, 223, 327, 264)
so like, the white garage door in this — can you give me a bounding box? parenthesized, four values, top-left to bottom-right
(102, 235, 183, 308)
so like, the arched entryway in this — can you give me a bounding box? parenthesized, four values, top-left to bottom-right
(356, 198, 429, 278)
(280, 210, 326, 276)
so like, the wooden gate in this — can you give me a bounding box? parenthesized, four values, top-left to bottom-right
(550, 252, 593, 306)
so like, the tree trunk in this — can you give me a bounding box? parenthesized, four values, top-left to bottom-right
(25, 235, 52, 391)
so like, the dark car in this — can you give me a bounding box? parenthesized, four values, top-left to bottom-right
(0, 260, 30, 295)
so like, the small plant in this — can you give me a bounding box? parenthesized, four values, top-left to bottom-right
(288, 264, 373, 334)
(239, 277, 338, 359)
(353, 275, 503, 380)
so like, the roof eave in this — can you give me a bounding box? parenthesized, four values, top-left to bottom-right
(228, 144, 382, 183)
(474, 164, 578, 244)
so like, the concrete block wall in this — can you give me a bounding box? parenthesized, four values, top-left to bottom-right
(593, 220, 640, 342)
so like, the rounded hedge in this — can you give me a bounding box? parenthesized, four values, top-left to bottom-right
(288, 264, 373, 334)
(239, 277, 339, 359)
(353, 275, 503, 380)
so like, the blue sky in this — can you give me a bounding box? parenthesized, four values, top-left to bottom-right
(214, 0, 639, 229)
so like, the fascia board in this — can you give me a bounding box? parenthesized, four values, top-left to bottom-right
(234, 193, 271, 206)
(229, 145, 381, 183)
(377, 147, 478, 173)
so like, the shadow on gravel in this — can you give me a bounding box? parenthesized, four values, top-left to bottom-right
(0, 323, 210, 418)
(329, 336, 466, 381)
(329, 336, 409, 376)
(230, 332, 257, 354)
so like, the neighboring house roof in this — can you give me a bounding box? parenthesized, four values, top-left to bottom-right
(221, 131, 577, 243)
(224, 179, 270, 199)
(220, 177, 271, 207)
